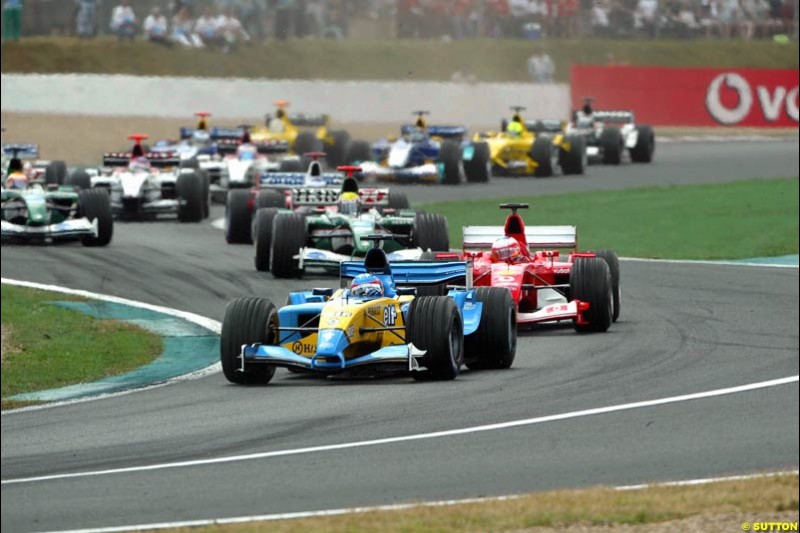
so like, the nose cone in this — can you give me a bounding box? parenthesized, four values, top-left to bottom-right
(315, 329, 349, 357)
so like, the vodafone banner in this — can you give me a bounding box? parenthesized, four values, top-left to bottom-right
(571, 65, 799, 128)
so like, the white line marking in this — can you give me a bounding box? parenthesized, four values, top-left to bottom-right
(3, 374, 796, 486)
(28, 471, 800, 533)
(0, 278, 222, 415)
(620, 256, 798, 269)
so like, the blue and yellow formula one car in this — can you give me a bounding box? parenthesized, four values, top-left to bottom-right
(220, 237, 517, 384)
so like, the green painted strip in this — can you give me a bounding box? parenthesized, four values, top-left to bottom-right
(11, 301, 218, 402)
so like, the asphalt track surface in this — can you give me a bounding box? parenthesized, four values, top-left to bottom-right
(2, 141, 799, 532)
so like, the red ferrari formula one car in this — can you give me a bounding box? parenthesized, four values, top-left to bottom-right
(460, 204, 620, 332)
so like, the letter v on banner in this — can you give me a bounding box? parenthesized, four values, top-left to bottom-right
(570, 65, 800, 127)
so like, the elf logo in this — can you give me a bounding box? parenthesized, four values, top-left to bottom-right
(705, 72, 799, 125)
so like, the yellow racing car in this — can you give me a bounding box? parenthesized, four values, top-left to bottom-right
(474, 106, 586, 177)
(249, 100, 352, 167)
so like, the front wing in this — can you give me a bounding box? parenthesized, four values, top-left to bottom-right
(359, 162, 442, 184)
(1, 217, 97, 240)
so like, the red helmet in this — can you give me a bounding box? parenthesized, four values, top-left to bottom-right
(491, 237, 523, 263)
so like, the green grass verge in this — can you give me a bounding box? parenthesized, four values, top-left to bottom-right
(155, 473, 798, 533)
(2, 37, 797, 82)
(424, 178, 799, 259)
(0, 285, 162, 409)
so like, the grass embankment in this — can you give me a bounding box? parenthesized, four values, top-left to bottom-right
(425, 178, 799, 259)
(1, 285, 162, 409)
(2, 37, 797, 82)
(159, 474, 798, 533)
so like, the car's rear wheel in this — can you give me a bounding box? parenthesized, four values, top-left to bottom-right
(463, 142, 491, 183)
(559, 134, 586, 175)
(65, 169, 92, 191)
(270, 212, 307, 278)
(220, 297, 277, 385)
(45, 160, 68, 185)
(600, 126, 624, 165)
(590, 249, 621, 322)
(388, 192, 410, 210)
(413, 212, 449, 252)
(407, 296, 464, 381)
(177, 172, 204, 223)
(630, 124, 655, 163)
(344, 139, 372, 165)
(464, 287, 517, 370)
(293, 131, 323, 156)
(438, 140, 462, 185)
(254, 208, 279, 272)
(278, 158, 303, 172)
(78, 188, 113, 246)
(225, 189, 252, 243)
(326, 129, 351, 168)
(531, 136, 554, 177)
(570, 257, 613, 333)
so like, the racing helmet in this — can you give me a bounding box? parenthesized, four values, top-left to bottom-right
(237, 143, 257, 161)
(350, 273, 384, 300)
(192, 129, 211, 147)
(129, 156, 151, 172)
(338, 191, 360, 215)
(5, 172, 29, 190)
(491, 237, 524, 263)
(506, 120, 524, 138)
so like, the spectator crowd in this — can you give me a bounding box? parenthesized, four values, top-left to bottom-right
(3, 0, 797, 43)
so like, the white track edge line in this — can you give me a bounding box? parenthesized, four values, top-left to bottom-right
(619, 256, 798, 269)
(0, 278, 222, 415)
(30, 470, 800, 533)
(3, 374, 796, 486)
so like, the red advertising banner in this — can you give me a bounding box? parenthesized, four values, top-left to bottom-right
(571, 65, 799, 128)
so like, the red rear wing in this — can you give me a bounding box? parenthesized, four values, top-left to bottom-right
(463, 225, 578, 252)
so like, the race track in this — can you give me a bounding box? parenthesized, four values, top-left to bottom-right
(2, 140, 798, 533)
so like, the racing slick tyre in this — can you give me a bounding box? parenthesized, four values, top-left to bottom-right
(413, 212, 449, 252)
(225, 189, 253, 244)
(78, 188, 113, 247)
(65, 169, 92, 191)
(407, 296, 464, 381)
(270, 212, 307, 278)
(559, 134, 586, 175)
(293, 131, 324, 156)
(326, 130, 351, 168)
(600, 126, 624, 165)
(180, 158, 200, 170)
(344, 139, 372, 165)
(438, 140, 462, 185)
(531, 136, 554, 177)
(278, 159, 304, 172)
(256, 189, 284, 209)
(590, 249, 621, 322)
(254, 208, 279, 272)
(220, 297, 278, 385)
(388, 192, 410, 210)
(463, 142, 491, 183)
(464, 287, 517, 370)
(177, 172, 205, 223)
(45, 160, 68, 185)
(630, 124, 655, 163)
(570, 257, 613, 333)
(199, 171, 210, 219)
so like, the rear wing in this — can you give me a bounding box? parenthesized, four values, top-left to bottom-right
(290, 187, 390, 207)
(287, 113, 329, 127)
(102, 152, 180, 168)
(525, 119, 564, 134)
(592, 111, 634, 124)
(259, 172, 341, 188)
(2, 143, 39, 159)
(217, 139, 290, 155)
(340, 260, 469, 286)
(400, 124, 466, 140)
(463, 225, 577, 251)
